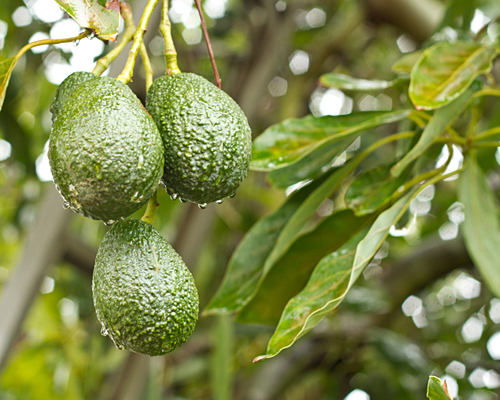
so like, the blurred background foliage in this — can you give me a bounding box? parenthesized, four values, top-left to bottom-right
(1, 0, 500, 399)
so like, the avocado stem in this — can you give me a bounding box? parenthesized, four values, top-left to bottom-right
(117, 0, 159, 85)
(160, 0, 181, 74)
(194, 0, 221, 89)
(93, 3, 136, 77)
(141, 191, 159, 225)
(140, 42, 154, 90)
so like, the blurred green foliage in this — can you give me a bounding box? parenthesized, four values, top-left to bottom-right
(1, 0, 500, 399)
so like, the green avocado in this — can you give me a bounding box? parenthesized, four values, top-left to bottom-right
(92, 219, 199, 356)
(49, 76, 164, 223)
(50, 71, 98, 122)
(146, 73, 252, 206)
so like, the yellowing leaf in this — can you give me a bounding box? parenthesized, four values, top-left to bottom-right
(53, 0, 120, 41)
(410, 42, 498, 110)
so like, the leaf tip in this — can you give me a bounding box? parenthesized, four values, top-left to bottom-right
(253, 355, 268, 363)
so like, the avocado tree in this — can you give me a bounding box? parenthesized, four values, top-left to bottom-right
(1, 0, 500, 399)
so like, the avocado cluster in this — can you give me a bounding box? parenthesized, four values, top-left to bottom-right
(48, 69, 251, 356)
(49, 73, 164, 223)
(93, 219, 199, 356)
(146, 73, 252, 206)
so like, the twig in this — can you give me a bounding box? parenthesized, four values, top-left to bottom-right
(194, 0, 221, 89)
(93, 3, 136, 76)
(117, 0, 159, 84)
(160, 0, 181, 74)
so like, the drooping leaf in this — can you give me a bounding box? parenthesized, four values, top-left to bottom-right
(391, 50, 424, 75)
(267, 137, 353, 188)
(236, 209, 373, 325)
(268, 162, 356, 269)
(203, 177, 327, 315)
(319, 73, 403, 91)
(254, 230, 367, 361)
(346, 163, 408, 215)
(458, 152, 500, 298)
(251, 110, 411, 171)
(0, 57, 17, 111)
(427, 376, 454, 400)
(409, 42, 498, 110)
(391, 88, 473, 177)
(254, 190, 416, 360)
(53, 0, 120, 41)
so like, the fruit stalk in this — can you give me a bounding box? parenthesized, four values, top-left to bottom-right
(160, 0, 181, 74)
(141, 190, 159, 225)
(194, 0, 221, 89)
(140, 42, 154, 89)
(92, 3, 136, 76)
(117, 0, 159, 84)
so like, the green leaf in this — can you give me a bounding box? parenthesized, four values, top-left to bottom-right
(391, 88, 474, 177)
(251, 110, 411, 171)
(0, 57, 17, 111)
(53, 0, 120, 41)
(319, 73, 403, 91)
(439, 0, 477, 31)
(391, 51, 424, 75)
(236, 209, 373, 325)
(267, 137, 353, 188)
(409, 42, 498, 110)
(427, 376, 454, 400)
(203, 177, 326, 315)
(458, 152, 500, 299)
(254, 190, 416, 360)
(346, 164, 408, 215)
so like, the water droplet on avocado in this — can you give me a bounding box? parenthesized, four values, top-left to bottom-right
(216, 199, 224, 204)
(104, 220, 116, 226)
(229, 192, 236, 198)
(137, 154, 144, 168)
(179, 198, 188, 203)
(170, 193, 178, 201)
(62, 201, 70, 209)
(198, 203, 207, 209)
(100, 325, 108, 336)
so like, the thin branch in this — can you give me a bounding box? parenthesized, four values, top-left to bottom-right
(117, 0, 159, 84)
(194, 0, 221, 89)
(160, 0, 181, 74)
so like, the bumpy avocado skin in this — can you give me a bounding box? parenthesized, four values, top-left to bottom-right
(92, 219, 199, 356)
(50, 71, 98, 122)
(146, 73, 252, 205)
(49, 77, 164, 222)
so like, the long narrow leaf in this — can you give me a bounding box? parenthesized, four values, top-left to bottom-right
(251, 110, 410, 171)
(236, 210, 373, 325)
(458, 152, 500, 298)
(203, 177, 327, 315)
(254, 190, 416, 360)
(320, 73, 403, 91)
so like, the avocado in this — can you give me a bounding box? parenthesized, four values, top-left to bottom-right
(92, 219, 199, 356)
(50, 71, 98, 122)
(49, 76, 164, 223)
(146, 73, 252, 205)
